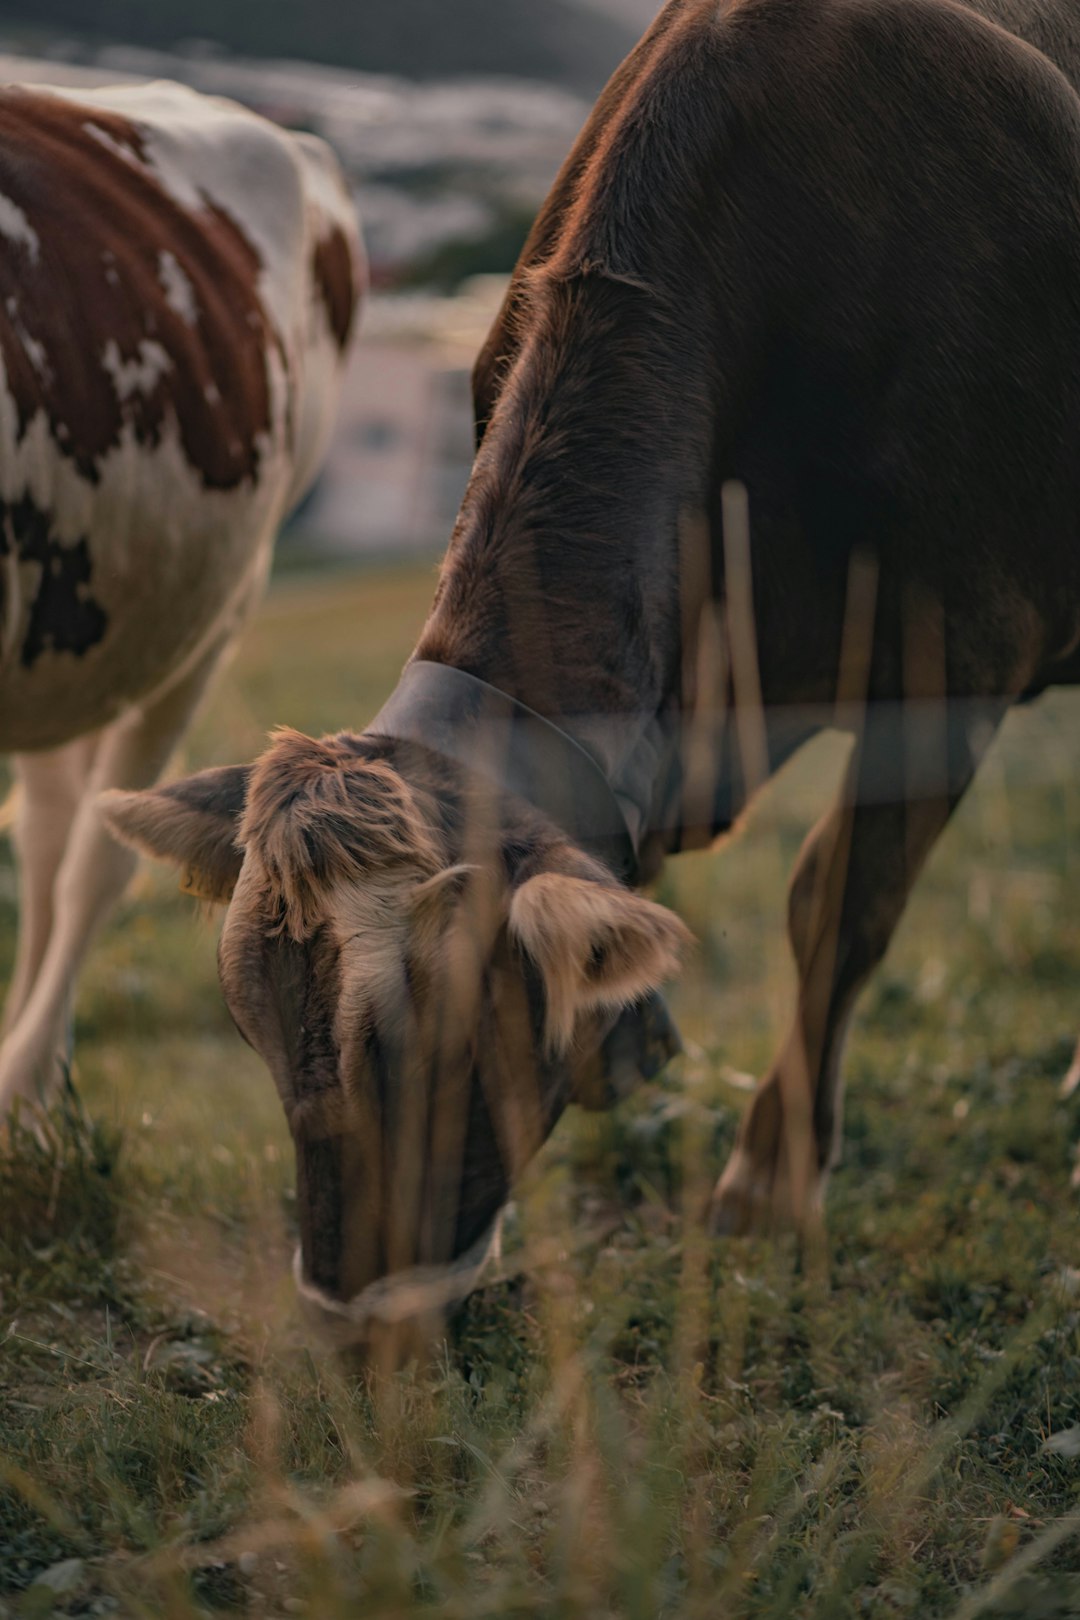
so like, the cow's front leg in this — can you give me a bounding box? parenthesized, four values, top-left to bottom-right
(1062, 1040, 1080, 1099)
(710, 701, 1001, 1235)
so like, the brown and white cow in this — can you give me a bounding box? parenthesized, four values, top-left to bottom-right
(0, 80, 363, 1114)
(106, 0, 1080, 1340)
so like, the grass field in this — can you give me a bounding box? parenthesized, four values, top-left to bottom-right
(1, 559, 1079, 1619)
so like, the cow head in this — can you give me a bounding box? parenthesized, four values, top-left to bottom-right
(101, 728, 690, 1348)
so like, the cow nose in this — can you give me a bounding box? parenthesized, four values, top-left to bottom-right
(292, 1251, 374, 1349)
(293, 1258, 448, 1369)
(292, 1216, 504, 1353)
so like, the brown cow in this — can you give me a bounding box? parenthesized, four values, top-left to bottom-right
(0, 80, 363, 1114)
(106, 0, 1080, 1341)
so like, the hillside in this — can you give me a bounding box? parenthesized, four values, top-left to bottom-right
(1, 0, 638, 90)
(579, 0, 661, 26)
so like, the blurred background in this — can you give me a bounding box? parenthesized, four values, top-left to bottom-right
(0, 0, 660, 562)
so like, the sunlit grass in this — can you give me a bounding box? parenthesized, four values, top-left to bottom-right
(1, 558, 1078, 1618)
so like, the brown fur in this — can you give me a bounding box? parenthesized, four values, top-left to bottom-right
(104, 0, 1080, 1311)
(313, 225, 361, 353)
(240, 730, 442, 940)
(417, 0, 1080, 1233)
(0, 91, 278, 491)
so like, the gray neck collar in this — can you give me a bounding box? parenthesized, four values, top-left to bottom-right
(368, 660, 669, 884)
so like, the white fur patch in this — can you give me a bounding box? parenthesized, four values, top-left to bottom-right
(330, 876, 416, 1020)
(102, 337, 172, 401)
(17, 327, 49, 383)
(5, 297, 50, 384)
(158, 249, 198, 325)
(82, 119, 141, 167)
(0, 194, 40, 263)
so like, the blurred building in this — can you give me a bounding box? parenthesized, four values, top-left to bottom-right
(297, 279, 508, 556)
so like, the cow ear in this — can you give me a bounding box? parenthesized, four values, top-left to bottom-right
(508, 872, 692, 1054)
(100, 765, 251, 903)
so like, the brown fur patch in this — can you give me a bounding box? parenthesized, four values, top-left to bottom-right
(312, 224, 360, 353)
(0, 89, 277, 490)
(241, 730, 442, 940)
(509, 872, 692, 1053)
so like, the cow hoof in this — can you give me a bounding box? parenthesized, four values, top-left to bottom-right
(708, 1145, 825, 1237)
(708, 1147, 775, 1236)
(0, 1044, 64, 1127)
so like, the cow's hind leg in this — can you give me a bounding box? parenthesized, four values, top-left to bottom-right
(710, 698, 1004, 1235)
(3, 736, 100, 1045)
(0, 638, 234, 1117)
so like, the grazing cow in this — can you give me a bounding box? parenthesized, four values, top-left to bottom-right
(107, 0, 1080, 1339)
(0, 80, 363, 1114)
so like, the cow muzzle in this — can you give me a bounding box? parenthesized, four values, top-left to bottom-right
(293, 1214, 504, 1350)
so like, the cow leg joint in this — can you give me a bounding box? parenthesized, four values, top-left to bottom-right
(711, 700, 1002, 1237)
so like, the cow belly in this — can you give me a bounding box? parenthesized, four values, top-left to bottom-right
(0, 425, 288, 752)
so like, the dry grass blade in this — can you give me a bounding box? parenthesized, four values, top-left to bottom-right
(721, 479, 769, 802)
(947, 1508, 1080, 1620)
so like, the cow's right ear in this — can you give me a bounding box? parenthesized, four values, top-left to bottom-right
(100, 765, 251, 903)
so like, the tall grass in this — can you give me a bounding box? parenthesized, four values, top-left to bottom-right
(1, 561, 1078, 1618)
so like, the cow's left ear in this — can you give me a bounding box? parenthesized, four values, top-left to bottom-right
(100, 765, 251, 903)
(508, 872, 693, 1054)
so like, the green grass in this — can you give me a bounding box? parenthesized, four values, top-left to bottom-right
(1, 559, 1079, 1619)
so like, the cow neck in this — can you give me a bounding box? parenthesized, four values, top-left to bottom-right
(368, 660, 675, 886)
(380, 274, 705, 883)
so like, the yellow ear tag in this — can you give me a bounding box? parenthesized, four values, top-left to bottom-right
(179, 870, 210, 899)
